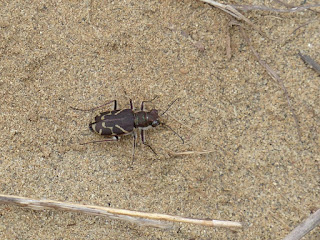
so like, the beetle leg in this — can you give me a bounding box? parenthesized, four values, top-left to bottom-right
(80, 136, 119, 145)
(113, 100, 117, 110)
(129, 99, 134, 110)
(140, 129, 157, 156)
(140, 96, 158, 111)
(140, 101, 145, 111)
(132, 131, 137, 161)
(71, 100, 117, 112)
(140, 129, 145, 143)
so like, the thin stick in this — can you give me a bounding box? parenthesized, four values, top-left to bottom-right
(298, 52, 320, 75)
(283, 209, 320, 240)
(226, 19, 232, 60)
(0, 194, 170, 229)
(0, 194, 243, 229)
(237, 23, 302, 141)
(273, 0, 320, 14)
(169, 150, 215, 156)
(199, 0, 264, 36)
(231, 4, 320, 12)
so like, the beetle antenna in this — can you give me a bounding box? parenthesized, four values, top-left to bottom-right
(161, 123, 184, 144)
(161, 98, 180, 116)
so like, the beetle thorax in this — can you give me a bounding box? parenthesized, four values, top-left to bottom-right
(134, 109, 160, 128)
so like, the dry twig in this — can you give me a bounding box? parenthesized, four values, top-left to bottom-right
(298, 52, 320, 75)
(274, 0, 320, 13)
(169, 150, 215, 156)
(0, 194, 243, 230)
(235, 22, 302, 141)
(231, 4, 320, 12)
(283, 209, 320, 240)
(199, 0, 263, 35)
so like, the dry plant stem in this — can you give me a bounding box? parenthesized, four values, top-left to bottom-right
(0, 194, 243, 229)
(283, 209, 320, 240)
(284, 20, 315, 44)
(237, 24, 302, 141)
(0, 194, 171, 229)
(231, 4, 320, 12)
(274, 0, 320, 13)
(226, 19, 232, 60)
(274, 0, 295, 8)
(170, 150, 215, 156)
(199, 0, 263, 35)
(298, 52, 320, 75)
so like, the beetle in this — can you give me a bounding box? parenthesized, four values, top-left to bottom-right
(72, 98, 183, 159)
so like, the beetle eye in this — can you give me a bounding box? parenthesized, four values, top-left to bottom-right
(152, 120, 160, 127)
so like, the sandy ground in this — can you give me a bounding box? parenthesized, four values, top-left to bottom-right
(1, 1, 319, 239)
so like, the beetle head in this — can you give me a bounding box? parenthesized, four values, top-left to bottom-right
(147, 109, 160, 127)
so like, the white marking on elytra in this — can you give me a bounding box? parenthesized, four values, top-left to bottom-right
(114, 109, 125, 115)
(115, 124, 129, 134)
(107, 127, 114, 134)
(92, 123, 97, 132)
(101, 112, 113, 120)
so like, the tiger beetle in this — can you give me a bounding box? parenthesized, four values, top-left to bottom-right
(72, 97, 183, 159)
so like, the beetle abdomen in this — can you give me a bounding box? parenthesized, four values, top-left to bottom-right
(89, 109, 135, 136)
